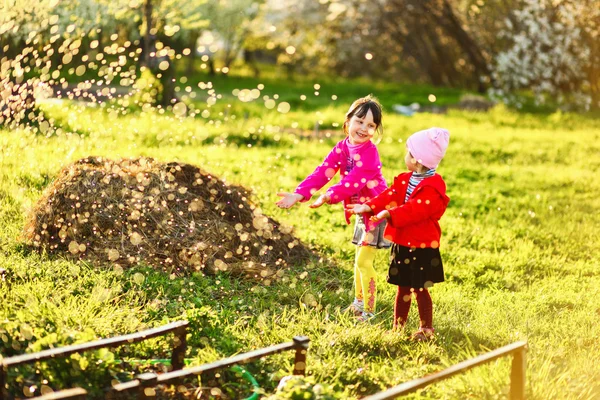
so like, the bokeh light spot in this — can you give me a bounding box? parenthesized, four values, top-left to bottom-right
(277, 102, 291, 113)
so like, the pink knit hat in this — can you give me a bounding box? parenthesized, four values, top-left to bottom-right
(406, 127, 450, 169)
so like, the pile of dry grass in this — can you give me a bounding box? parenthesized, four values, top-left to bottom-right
(23, 157, 314, 279)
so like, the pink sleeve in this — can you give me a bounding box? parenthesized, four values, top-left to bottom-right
(294, 143, 342, 201)
(326, 145, 382, 204)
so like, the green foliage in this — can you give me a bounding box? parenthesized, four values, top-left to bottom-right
(199, 0, 259, 66)
(186, 306, 242, 354)
(267, 375, 343, 400)
(131, 67, 164, 106)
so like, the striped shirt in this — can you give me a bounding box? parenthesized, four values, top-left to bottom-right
(405, 169, 436, 202)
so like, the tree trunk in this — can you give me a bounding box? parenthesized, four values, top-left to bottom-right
(435, 0, 492, 92)
(404, 29, 445, 86)
(142, 0, 177, 105)
(143, 0, 156, 68)
(223, 52, 234, 74)
(587, 65, 600, 110)
(207, 58, 216, 76)
(422, 25, 462, 87)
(243, 49, 260, 79)
(185, 31, 200, 76)
(402, 2, 450, 86)
(585, 28, 600, 110)
(159, 60, 176, 107)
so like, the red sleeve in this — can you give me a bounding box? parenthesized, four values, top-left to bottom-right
(366, 174, 407, 212)
(365, 187, 394, 212)
(388, 186, 447, 228)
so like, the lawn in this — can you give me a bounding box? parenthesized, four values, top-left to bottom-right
(1, 74, 600, 399)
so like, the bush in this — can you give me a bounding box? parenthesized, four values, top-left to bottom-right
(131, 67, 164, 107)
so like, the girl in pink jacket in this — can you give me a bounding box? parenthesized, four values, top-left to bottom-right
(276, 95, 390, 322)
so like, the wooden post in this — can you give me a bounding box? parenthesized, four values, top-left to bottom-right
(170, 325, 187, 371)
(143, 0, 155, 68)
(0, 363, 6, 400)
(510, 346, 527, 400)
(0, 268, 6, 291)
(292, 336, 309, 376)
(137, 373, 158, 400)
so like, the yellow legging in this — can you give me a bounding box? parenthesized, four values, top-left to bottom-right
(354, 245, 378, 313)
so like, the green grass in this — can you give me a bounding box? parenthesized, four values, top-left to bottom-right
(1, 76, 600, 399)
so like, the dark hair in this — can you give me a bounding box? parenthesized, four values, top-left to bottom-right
(343, 95, 384, 142)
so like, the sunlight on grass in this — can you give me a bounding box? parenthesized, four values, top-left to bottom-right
(1, 90, 600, 398)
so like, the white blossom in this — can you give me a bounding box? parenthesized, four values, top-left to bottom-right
(491, 0, 600, 110)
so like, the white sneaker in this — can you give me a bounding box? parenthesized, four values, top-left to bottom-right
(344, 299, 364, 316)
(356, 311, 374, 323)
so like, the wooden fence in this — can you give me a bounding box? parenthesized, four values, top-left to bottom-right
(110, 335, 310, 399)
(362, 341, 527, 400)
(0, 320, 309, 400)
(0, 320, 188, 400)
(2, 319, 525, 400)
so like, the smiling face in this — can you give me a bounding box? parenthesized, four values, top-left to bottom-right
(343, 97, 383, 145)
(347, 109, 377, 145)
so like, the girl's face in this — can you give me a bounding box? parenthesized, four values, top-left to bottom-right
(404, 150, 419, 172)
(347, 109, 377, 145)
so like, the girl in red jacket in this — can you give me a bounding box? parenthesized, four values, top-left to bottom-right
(346, 127, 450, 340)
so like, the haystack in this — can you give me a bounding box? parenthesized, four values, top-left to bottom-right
(23, 157, 314, 279)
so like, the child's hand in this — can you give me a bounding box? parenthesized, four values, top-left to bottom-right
(309, 193, 330, 208)
(276, 192, 304, 209)
(370, 210, 390, 223)
(345, 204, 372, 214)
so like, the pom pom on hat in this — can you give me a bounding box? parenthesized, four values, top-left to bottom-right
(406, 127, 450, 168)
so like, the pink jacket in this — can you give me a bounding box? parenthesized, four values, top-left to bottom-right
(294, 138, 387, 224)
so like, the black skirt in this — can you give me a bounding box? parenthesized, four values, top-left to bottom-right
(387, 244, 445, 288)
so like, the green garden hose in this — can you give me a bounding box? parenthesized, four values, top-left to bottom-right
(230, 365, 260, 400)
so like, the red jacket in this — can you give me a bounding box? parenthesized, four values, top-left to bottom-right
(366, 172, 449, 248)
